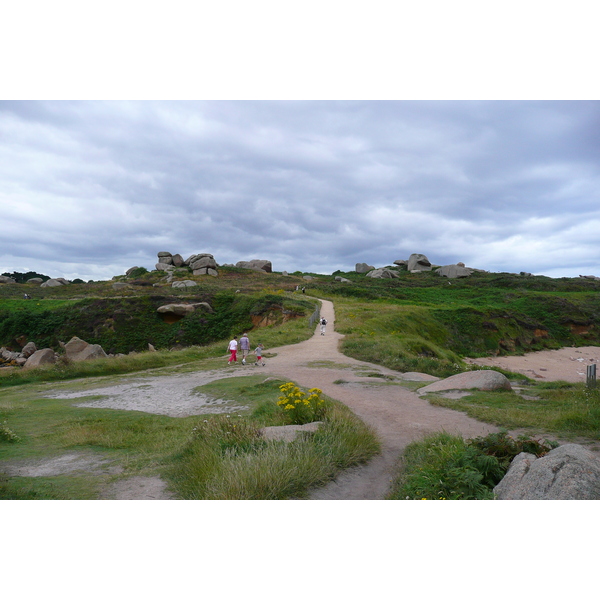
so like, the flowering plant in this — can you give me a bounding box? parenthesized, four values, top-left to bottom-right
(277, 383, 325, 425)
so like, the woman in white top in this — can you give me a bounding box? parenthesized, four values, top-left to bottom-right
(227, 336, 238, 364)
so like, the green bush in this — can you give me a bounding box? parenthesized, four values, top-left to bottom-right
(0, 419, 21, 443)
(389, 430, 558, 500)
(389, 432, 502, 500)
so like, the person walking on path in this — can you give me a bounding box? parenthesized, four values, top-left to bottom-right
(227, 336, 238, 364)
(240, 332, 250, 365)
(320, 316, 327, 335)
(254, 343, 265, 366)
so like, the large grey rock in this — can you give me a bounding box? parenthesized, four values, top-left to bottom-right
(26, 277, 44, 284)
(40, 278, 67, 287)
(24, 348, 56, 369)
(64, 336, 108, 362)
(0, 276, 17, 284)
(190, 255, 217, 270)
(418, 370, 512, 394)
(407, 254, 432, 271)
(21, 342, 37, 358)
(366, 268, 399, 279)
(355, 262, 375, 274)
(157, 304, 196, 317)
(437, 264, 474, 279)
(155, 263, 175, 272)
(171, 253, 184, 267)
(494, 444, 600, 500)
(236, 260, 272, 273)
(172, 280, 198, 288)
(192, 267, 218, 277)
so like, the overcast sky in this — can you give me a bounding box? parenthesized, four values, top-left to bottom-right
(2, 3, 599, 282)
(2, 100, 600, 281)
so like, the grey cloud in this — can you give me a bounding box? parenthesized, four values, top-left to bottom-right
(2, 100, 600, 280)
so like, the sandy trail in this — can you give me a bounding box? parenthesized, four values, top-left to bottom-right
(260, 299, 499, 499)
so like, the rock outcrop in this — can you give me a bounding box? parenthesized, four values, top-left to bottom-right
(494, 444, 600, 500)
(236, 260, 272, 273)
(0, 275, 17, 284)
(41, 278, 69, 287)
(407, 254, 432, 272)
(437, 264, 474, 279)
(23, 348, 57, 369)
(366, 268, 400, 279)
(417, 370, 512, 394)
(355, 262, 375, 274)
(156, 302, 213, 323)
(154, 252, 220, 277)
(171, 280, 198, 288)
(64, 336, 108, 362)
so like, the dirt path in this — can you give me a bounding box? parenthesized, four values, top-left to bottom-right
(259, 299, 499, 499)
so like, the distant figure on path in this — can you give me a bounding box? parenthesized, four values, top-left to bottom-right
(254, 343, 265, 366)
(320, 317, 327, 335)
(227, 336, 238, 364)
(240, 332, 250, 365)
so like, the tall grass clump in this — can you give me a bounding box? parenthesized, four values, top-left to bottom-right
(388, 430, 558, 500)
(388, 432, 503, 500)
(168, 400, 380, 500)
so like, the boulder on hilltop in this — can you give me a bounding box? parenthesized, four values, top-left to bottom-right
(407, 254, 432, 272)
(355, 262, 375, 274)
(437, 264, 474, 279)
(236, 260, 272, 273)
(366, 268, 399, 279)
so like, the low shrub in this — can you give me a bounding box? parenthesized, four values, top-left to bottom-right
(388, 430, 557, 500)
(277, 383, 326, 424)
(0, 419, 21, 443)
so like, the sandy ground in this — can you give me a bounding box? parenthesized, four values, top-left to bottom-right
(465, 347, 600, 383)
(8, 298, 595, 500)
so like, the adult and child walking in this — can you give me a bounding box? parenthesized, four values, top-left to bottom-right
(227, 332, 265, 366)
(226, 311, 328, 367)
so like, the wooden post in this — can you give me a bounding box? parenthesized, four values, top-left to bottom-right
(587, 363, 597, 388)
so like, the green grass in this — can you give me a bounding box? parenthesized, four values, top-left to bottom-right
(0, 300, 316, 388)
(168, 396, 380, 500)
(386, 432, 502, 500)
(423, 382, 600, 440)
(386, 430, 557, 500)
(0, 373, 380, 500)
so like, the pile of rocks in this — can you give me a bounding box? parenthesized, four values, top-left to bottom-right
(0, 337, 109, 370)
(1, 342, 38, 367)
(355, 253, 483, 279)
(154, 252, 219, 277)
(0, 276, 68, 287)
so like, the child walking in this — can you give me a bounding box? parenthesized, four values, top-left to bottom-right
(254, 343, 265, 366)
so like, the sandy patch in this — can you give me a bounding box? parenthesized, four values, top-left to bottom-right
(3, 451, 123, 477)
(99, 476, 174, 500)
(465, 346, 600, 383)
(45, 369, 256, 417)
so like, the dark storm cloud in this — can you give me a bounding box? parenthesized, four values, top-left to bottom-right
(2, 100, 600, 280)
